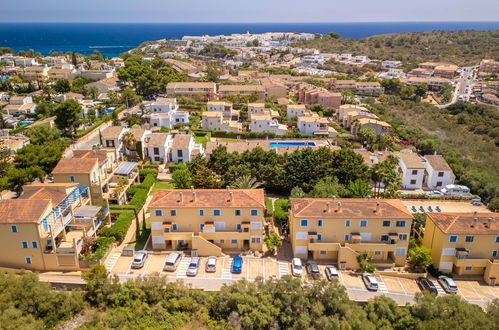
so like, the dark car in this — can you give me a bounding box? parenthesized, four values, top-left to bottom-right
(306, 261, 320, 278)
(231, 256, 243, 274)
(417, 277, 438, 295)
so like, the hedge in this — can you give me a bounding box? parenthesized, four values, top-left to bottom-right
(99, 211, 135, 242)
(274, 199, 290, 227)
(128, 189, 148, 211)
(264, 198, 273, 217)
(134, 174, 155, 191)
(138, 168, 157, 181)
(79, 236, 115, 261)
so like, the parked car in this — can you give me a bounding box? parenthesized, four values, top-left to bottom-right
(206, 256, 217, 273)
(438, 276, 458, 294)
(186, 257, 200, 277)
(131, 250, 148, 269)
(164, 252, 182, 272)
(471, 198, 483, 206)
(325, 265, 339, 280)
(291, 258, 303, 277)
(440, 184, 471, 197)
(91, 143, 101, 149)
(306, 261, 320, 278)
(362, 273, 379, 291)
(416, 277, 438, 295)
(231, 256, 243, 274)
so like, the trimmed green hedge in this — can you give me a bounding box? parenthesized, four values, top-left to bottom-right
(80, 236, 115, 261)
(138, 168, 157, 181)
(99, 211, 135, 242)
(264, 198, 273, 217)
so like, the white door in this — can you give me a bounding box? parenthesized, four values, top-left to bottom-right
(296, 232, 308, 240)
(442, 248, 456, 256)
(295, 246, 307, 255)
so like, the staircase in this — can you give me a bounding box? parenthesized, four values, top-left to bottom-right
(105, 252, 121, 272)
(192, 235, 223, 256)
(278, 261, 290, 277)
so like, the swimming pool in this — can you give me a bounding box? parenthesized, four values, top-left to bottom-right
(269, 142, 316, 148)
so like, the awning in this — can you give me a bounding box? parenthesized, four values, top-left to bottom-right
(204, 222, 214, 228)
(388, 233, 399, 239)
(456, 248, 468, 255)
(241, 222, 251, 228)
(74, 205, 101, 218)
(351, 233, 361, 240)
(162, 222, 172, 228)
(114, 161, 138, 176)
(308, 231, 317, 236)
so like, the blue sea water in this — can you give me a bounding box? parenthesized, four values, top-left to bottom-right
(0, 22, 497, 58)
(269, 142, 316, 148)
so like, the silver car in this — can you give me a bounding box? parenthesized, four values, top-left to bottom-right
(186, 257, 201, 277)
(206, 256, 217, 273)
(131, 250, 148, 269)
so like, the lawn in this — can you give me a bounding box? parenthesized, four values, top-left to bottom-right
(150, 181, 174, 194)
(127, 216, 151, 251)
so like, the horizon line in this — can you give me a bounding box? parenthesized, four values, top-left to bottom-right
(1, 20, 498, 24)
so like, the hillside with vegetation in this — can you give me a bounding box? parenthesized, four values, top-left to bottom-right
(294, 30, 499, 66)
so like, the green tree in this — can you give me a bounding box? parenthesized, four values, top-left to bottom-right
(54, 99, 82, 136)
(357, 251, 375, 273)
(25, 126, 63, 145)
(488, 197, 499, 211)
(121, 87, 141, 108)
(4, 166, 45, 194)
(264, 233, 282, 255)
(231, 175, 262, 189)
(290, 186, 306, 197)
(53, 79, 71, 93)
(346, 179, 372, 198)
(408, 239, 432, 270)
(192, 165, 221, 189)
(309, 176, 346, 198)
(206, 65, 220, 83)
(172, 164, 192, 189)
(330, 148, 369, 185)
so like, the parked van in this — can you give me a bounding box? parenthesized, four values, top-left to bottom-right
(440, 184, 471, 197)
(164, 252, 182, 272)
(362, 273, 379, 291)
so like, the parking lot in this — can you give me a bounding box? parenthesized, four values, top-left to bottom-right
(106, 253, 499, 306)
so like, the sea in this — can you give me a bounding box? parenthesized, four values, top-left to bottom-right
(0, 22, 498, 58)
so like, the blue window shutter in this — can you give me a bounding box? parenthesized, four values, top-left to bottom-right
(237, 224, 241, 230)
(172, 224, 177, 231)
(22, 241, 28, 249)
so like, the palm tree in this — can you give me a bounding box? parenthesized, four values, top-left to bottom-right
(122, 131, 137, 158)
(231, 175, 262, 189)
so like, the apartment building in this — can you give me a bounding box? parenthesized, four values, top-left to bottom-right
(206, 101, 239, 120)
(249, 112, 288, 136)
(47, 68, 76, 80)
(421, 212, 499, 285)
(100, 126, 125, 160)
(337, 105, 377, 128)
(20, 66, 50, 81)
(423, 155, 455, 190)
(147, 98, 189, 129)
(295, 83, 341, 109)
(401, 77, 452, 90)
(297, 114, 337, 137)
(149, 189, 265, 255)
(0, 183, 108, 271)
(166, 82, 217, 101)
(218, 85, 266, 99)
(351, 118, 391, 135)
(170, 134, 204, 164)
(286, 104, 308, 118)
(144, 133, 172, 164)
(398, 152, 425, 190)
(2, 96, 37, 115)
(355, 81, 385, 95)
(382, 60, 402, 68)
(289, 198, 412, 269)
(201, 111, 242, 132)
(335, 80, 357, 90)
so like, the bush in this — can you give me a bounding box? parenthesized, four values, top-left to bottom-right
(274, 199, 290, 228)
(134, 173, 155, 191)
(79, 236, 115, 261)
(128, 189, 148, 211)
(169, 162, 184, 173)
(264, 198, 273, 217)
(99, 211, 134, 242)
(138, 168, 157, 181)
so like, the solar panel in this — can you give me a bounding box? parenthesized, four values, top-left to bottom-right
(114, 161, 138, 176)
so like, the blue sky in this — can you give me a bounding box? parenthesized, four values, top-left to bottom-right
(1, 0, 498, 23)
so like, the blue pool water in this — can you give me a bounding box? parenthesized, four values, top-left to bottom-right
(269, 142, 316, 148)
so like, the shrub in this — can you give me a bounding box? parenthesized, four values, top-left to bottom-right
(128, 189, 148, 211)
(79, 236, 115, 261)
(134, 173, 155, 191)
(264, 198, 273, 217)
(99, 211, 134, 242)
(274, 199, 290, 228)
(138, 168, 157, 181)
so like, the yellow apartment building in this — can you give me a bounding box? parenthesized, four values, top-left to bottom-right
(149, 189, 265, 256)
(52, 149, 138, 206)
(421, 212, 499, 285)
(289, 198, 413, 270)
(0, 183, 108, 271)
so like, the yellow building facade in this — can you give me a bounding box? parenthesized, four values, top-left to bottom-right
(421, 212, 499, 285)
(289, 198, 413, 270)
(149, 189, 265, 256)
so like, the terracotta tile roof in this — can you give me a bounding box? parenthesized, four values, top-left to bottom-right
(20, 188, 67, 205)
(0, 199, 51, 223)
(424, 155, 452, 171)
(398, 153, 425, 169)
(100, 126, 124, 140)
(290, 198, 413, 219)
(128, 128, 146, 141)
(171, 135, 192, 149)
(72, 149, 110, 166)
(427, 212, 499, 235)
(145, 133, 168, 147)
(219, 85, 265, 92)
(149, 189, 265, 208)
(52, 158, 98, 174)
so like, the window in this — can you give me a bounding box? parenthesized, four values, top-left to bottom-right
(317, 234, 322, 241)
(496, 236, 499, 243)
(436, 181, 443, 187)
(199, 210, 204, 216)
(92, 172, 97, 182)
(382, 220, 390, 227)
(344, 234, 350, 241)
(411, 170, 418, 175)
(319, 250, 327, 255)
(438, 171, 444, 177)
(213, 209, 221, 216)
(31, 241, 38, 249)
(296, 232, 307, 240)
(177, 150, 183, 157)
(360, 220, 368, 227)
(318, 220, 323, 227)
(381, 235, 389, 241)
(11, 225, 17, 233)
(69, 175, 75, 182)
(300, 219, 308, 227)
(449, 235, 458, 242)
(155, 210, 163, 217)
(410, 179, 416, 185)
(395, 248, 407, 255)
(22, 241, 28, 249)
(231, 240, 237, 244)
(251, 222, 262, 230)
(251, 236, 261, 244)
(170, 210, 176, 216)
(396, 220, 406, 227)
(172, 224, 177, 231)
(374, 251, 381, 255)
(398, 234, 408, 241)
(200, 224, 204, 230)
(25, 257, 31, 265)
(153, 147, 159, 155)
(235, 210, 241, 216)
(465, 266, 472, 271)
(465, 236, 474, 242)
(250, 209, 258, 216)
(492, 250, 498, 257)
(43, 220, 49, 232)
(345, 220, 350, 227)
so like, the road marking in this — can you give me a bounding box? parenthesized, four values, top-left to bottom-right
(176, 257, 191, 278)
(222, 258, 233, 279)
(141, 254, 153, 276)
(433, 280, 447, 296)
(396, 278, 407, 295)
(246, 257, 250, 280)
(377, 279, 389, 293)
(262, 259, 265, 279)
(105, 253, 121, 272)
(278, 261, 289, 278)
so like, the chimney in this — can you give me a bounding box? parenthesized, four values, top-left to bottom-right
(229, 191, 234, 202)
(178, 192, 183, 202)
(192, 192, 196, 202)
(325, 202, 330, 213)
(336, 201, 341, 212)
(375, 202, 380, 213)
(486, 217, 495, 228)
(471, 217, 478, 228)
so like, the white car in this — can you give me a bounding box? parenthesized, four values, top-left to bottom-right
(291, 258, 303, 277)
(131, 250, 148, 269)
(438, 276, 458, 294)
(186, 257, 200, 277)
(205, 256, 217, 273)
(362, 273, 379, 291)
(325, 265, 339, 280)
